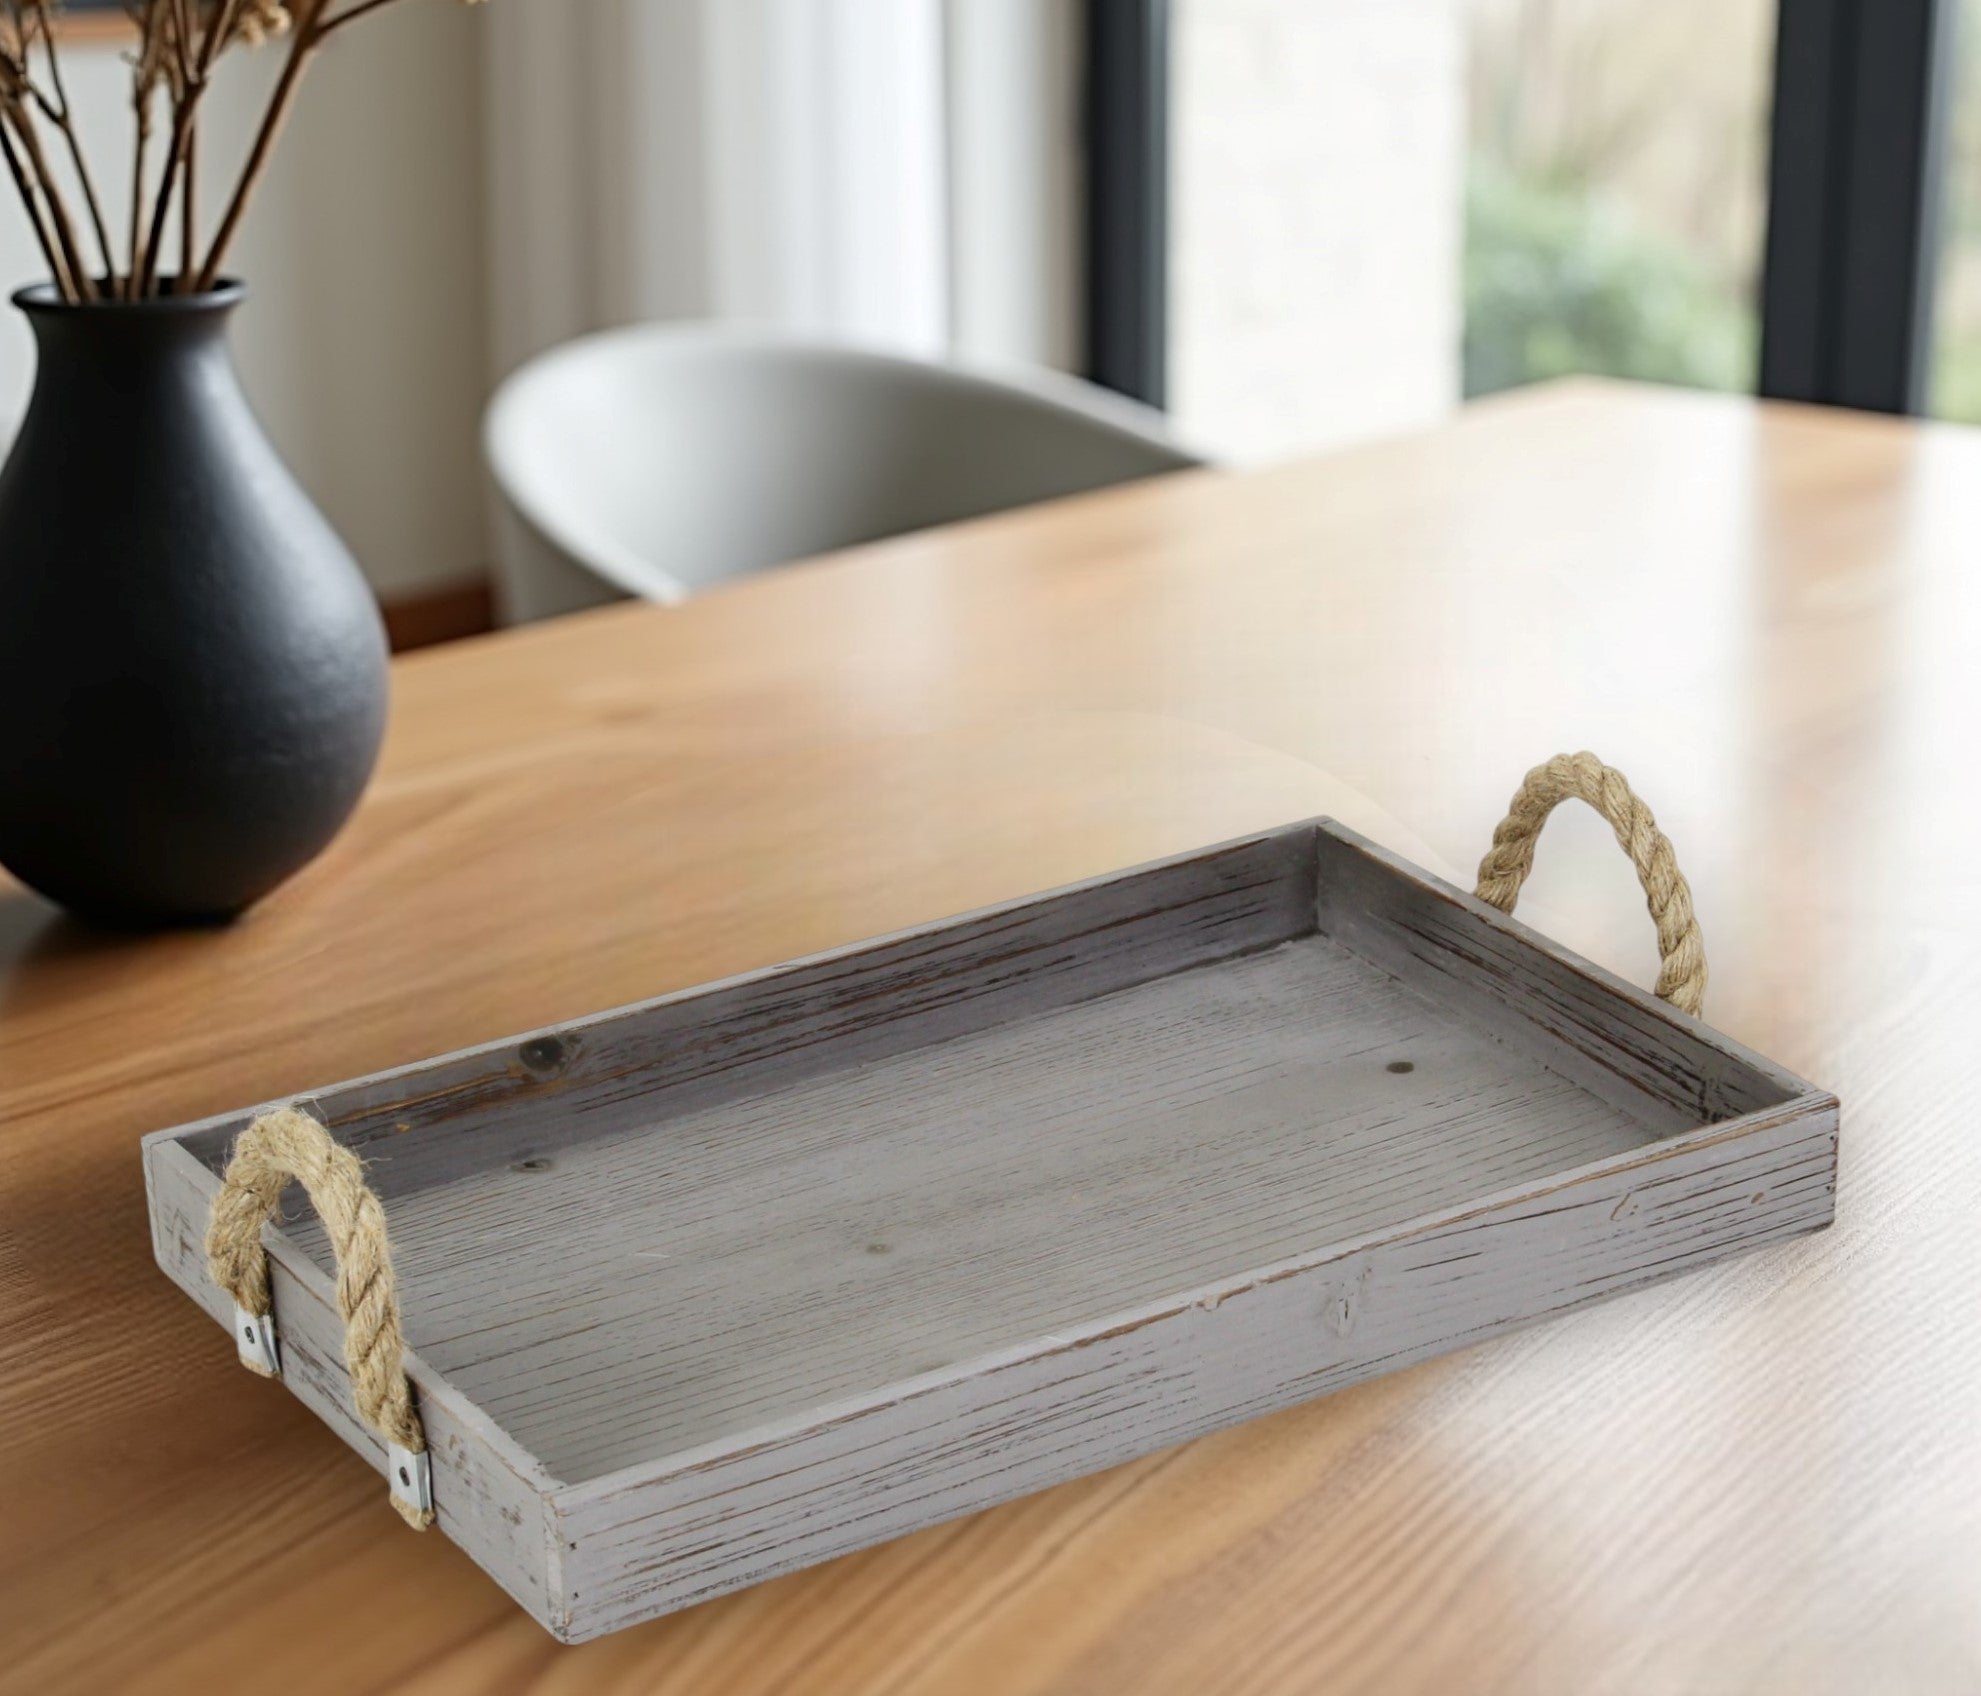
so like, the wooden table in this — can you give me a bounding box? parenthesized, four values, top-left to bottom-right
(3, 380, 1975, 1694)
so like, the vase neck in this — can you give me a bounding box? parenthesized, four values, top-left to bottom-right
(14, 289, 251, 424)
(15, 282, 245, 368)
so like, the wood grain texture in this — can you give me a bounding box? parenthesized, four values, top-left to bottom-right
(140, 822, 1829, 1639)
(144, 1138, 564, 1622)
(3, 379, 1977, 1692)
(1314, 826, 1804, 1128)
(164, 829, 1317, 1174)
(552, 1094, 1834, 1641)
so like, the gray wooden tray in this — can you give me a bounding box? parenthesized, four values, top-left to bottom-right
(143, 819, 1837, 1642)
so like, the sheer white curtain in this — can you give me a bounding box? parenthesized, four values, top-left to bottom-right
(481, 0, 1079, 379)
(485, 0, 951, 375)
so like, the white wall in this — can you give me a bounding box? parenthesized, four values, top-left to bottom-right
(0, 8, 489, 598)
(1170, 0, 1464, 463)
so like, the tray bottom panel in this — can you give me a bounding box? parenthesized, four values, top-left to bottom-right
(295, 933, 1667, 1483)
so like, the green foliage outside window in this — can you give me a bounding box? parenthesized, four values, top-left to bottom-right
(1462, 166, 1755, 400)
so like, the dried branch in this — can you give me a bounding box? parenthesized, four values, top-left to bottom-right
(168, 0, 193, 82)
(0, 0, 491, 301)
(32, 10, 114, 284)
(1, 89, 95, 299)
(0, 1, 87, 293)
(135, 97, 187, 293)
(125, 122, 146, 296)
(133, 0, 190, 291)
(173, 0, 245, 290)
(196, 0, 327, 290)
(202, 0, 252, 69)
(0, 98, 72, 299)
(139, 0, 241, 293)
(125, 9, 158, 300)
(177, 112, 194, 287)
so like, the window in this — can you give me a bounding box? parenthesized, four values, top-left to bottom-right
(1933, 0, 1981, 419)
(1088, 0, 1965, 436)
(1463, 0, 1776, 399)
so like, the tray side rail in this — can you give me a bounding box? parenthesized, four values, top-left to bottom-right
(165, 825, 1322, 1196)
(1312, 823, 1816, 1134)
(547, 1090, 1838, 1642)
(142, 1136, 568, 1634)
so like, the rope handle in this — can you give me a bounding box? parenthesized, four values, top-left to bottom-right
(1472, 751, 1708, 1016)
(205, 1105, 434, 1529)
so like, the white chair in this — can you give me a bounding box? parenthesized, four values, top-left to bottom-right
(483, 324, 1205, 621)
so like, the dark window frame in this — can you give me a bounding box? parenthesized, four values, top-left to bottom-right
(1759, 0, 1957, 413)
(1083, 0, 1171, 408)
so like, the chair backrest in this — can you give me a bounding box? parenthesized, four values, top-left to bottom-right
(484, 325, 1204, 619)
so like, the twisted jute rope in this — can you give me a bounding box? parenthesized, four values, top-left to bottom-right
(1473, 751, 1708, 1017)
(205, 1105, 433, 1529)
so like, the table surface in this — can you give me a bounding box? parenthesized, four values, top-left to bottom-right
(3, 379, 1975, 1695)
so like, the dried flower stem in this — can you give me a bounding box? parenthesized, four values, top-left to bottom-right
(0, 0, 484, 301)
(177, 116, 194, 287)
(126, 108, 148, 297)
(123, 0, 156, 299)
(135, 103, 187, 293)
(139, 0, 239, 294)
(195, 0, 328, 291)
(0, 0, 94, 296)
(134, 0, 190, 291)
(176, 0, 243, 290)
(32, 18, 112, 281)
(0, 105, 70, 297)
(4, 99, 93, 298)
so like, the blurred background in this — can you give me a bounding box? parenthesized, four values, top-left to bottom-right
(6, 0, 1974, 638)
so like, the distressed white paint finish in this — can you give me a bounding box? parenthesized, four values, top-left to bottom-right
(555, 1098, 1833, 1638)
(168, 830, 1316, 1175)
(282, 934, 1653, 1484)
(144, 1141, 562, 1621)
(143, 822, 1837, 1642)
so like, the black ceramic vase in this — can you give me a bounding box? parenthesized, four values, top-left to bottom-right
(0, 282, 388, 926)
